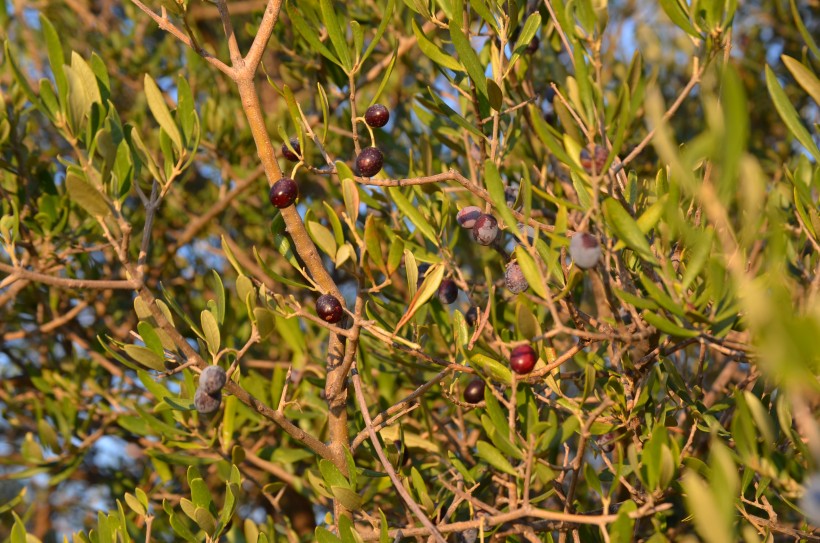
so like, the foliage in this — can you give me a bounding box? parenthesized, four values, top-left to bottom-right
(0, 0, 819, 541)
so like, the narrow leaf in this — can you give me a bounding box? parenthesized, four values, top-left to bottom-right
(413, 19, 464, 72)
(450, 24, 487, 98)
(144, 75, 182, 153)
(602, 198, 656, 263)
(394, 263, 444, 331)
(765, 65, 820, 161)
(388, 187, 438, 244)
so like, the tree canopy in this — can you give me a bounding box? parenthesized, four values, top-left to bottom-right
(1, 0, 819, 541)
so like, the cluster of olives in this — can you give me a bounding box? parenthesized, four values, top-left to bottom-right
(461, 343, 539, 404)
(355, 104, 390, 177)
(194, 365, 228, 414)
(273, 106, 394, 326)
(456, 206, 531, 296)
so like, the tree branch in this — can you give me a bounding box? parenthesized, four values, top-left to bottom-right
(127, 0, 234, 77)
(0, 262, 140, 290)
(351, 368, 448, 543)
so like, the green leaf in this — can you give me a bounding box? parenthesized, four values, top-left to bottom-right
(351, 21, 364, 63)
(194, 507, 216, 535)
(190, 478, 212, 508)
(254, 308, 276, 339)
(287, 3, 342, 68)
(137, 321, 164, 356)
(425, 87, 486, 140)
(319, 459, 350, 489)
(317, 82, 329, 142)
(470, 353, 513, 383)
(201, 310, 220, 356)
(124, 345, 166, 372)
(658, 0, 700, 37)
(765, 65, 820, 162)
(307, 219, 338, 258)
(388, 187, 438, 245)
(210, 270, 226, 324)
(40, 16, 67, 108)
(144, 75, 182, 153)
(11, 513, 30, 543)
(412, 19, 464, 72)
(395, 263, 444, 331)
(364, 216, 387, 273)
(341, 176, 360, 224)
(608, 501, 637, 543)
(271, 213, 303, 271)
(124, 493, 146, 516)
(508, 12, 541, 70)
(642, 310, 699, 338)
(469, 0, 499, 33)
(253, 246, 311, 289)
(602, 198, 656, 263)
(410, 466, 435, 513)
(362, 0, 395, 63)
(322, 202, 345, 247)
(316, 527, 343, 543)
(221, 235, 246, 275)
(789, 0, 820, 59)
(484, 160, 520, 238)
(476, 440, 517, 476)
(514, 246, 547, 299)
(450, 24, 487, 99)
(332, 486, 364, 511)
(4, 41, 39, 110)
(379, 509, 390, 543)
(319, 0, 352, 71)
(370, 49, 397, 107)
(782, 55, 820, 105)
(613, 195, 665, 251)
(63, 65, 89, 132)
(528, 104, 576, 167)
(66, 171, 110, 217)
(683, 472, 734, 543)
(487, 78, 502, 111)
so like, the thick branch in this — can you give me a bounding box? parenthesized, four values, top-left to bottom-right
(244, 0, 285, 73)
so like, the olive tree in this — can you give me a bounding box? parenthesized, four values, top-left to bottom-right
(1, 0, 819, 541)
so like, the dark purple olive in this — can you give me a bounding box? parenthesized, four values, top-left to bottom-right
(356, 147, 383, 177)
(281, 138, 300, 162)
(269, 177, 298, 208)
(365, 104, 390, 128)
(316, 294, 344, 324)
(463, 379, 485, 404)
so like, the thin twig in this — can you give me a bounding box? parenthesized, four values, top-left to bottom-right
(128, 0, 233, 76)
(0, 262, 140, 290)
(351, 368, 448, 543)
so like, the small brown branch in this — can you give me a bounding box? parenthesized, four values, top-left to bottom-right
(2, 300, 89, 341)
(618, 57, 705, 171)
(351, 369, 448, 543)
(355, 170, 555, 233)
(0, 262, 140, 290)
(168, 165, 264, 253)
(350, 366, 452, 450)
(542, 0, 573, 59)
(135, 286, 336, 464)
(127, 0, 234, 76)
(357, 501, 674, 540)
(214, 0, 243, 65)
